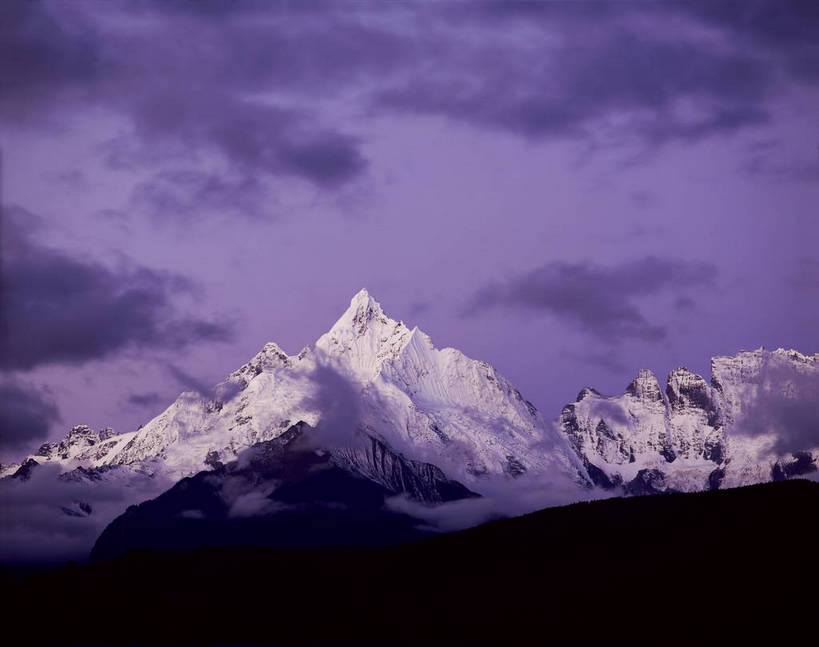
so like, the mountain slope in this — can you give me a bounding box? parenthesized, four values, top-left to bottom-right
(90, 422, 478, 561)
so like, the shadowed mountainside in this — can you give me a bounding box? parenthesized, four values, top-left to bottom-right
(90, 422, 478, 562)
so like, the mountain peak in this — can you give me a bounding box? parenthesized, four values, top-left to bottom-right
(314, 289, 411, 381)
(327, 288, 390, 337)
(625, 369, 662, 402)
(350, 287, 374, 306)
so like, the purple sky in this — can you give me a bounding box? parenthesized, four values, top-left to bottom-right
(1, 1, 818, 462)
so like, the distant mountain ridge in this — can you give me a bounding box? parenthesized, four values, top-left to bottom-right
(561, 347, 818, 493)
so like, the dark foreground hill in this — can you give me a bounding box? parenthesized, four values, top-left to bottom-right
(89, 423, 478, 562)
(3, 479, 817, 646)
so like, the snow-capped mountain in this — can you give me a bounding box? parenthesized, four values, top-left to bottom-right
(560, 348, 819, 494)
(2, 289, 587, 493)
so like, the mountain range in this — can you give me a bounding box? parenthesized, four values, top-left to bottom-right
(1, 289, 817, 562)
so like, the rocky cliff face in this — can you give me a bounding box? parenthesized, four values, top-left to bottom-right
(559, 348, 819, 493)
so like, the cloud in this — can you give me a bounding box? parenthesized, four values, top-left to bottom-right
(0, 379, 60, 454)
(743, 150, 819, 183)
(0, 462, 171, 564)
(165, 364, 217, 396)
(2, 2, 376, 193)
(464, 257, 716, 343)
(118, 91, 367, 189)
(385, 469, 610, 534)
(126, 169, 271, 223)
(376, 8, 774, 148)
(0, 1, 100, 123)
(680, 0, 819, 82)
(7, 0, 812, 206)
(582, 399, 630, 428)
(0, 207, 233, 370)
(228, 490, 283, 519)
(163, 364, 242, 408)
(732, 357, 819, 455)
(296, 359, 364, 449)
(127, 392, 163, 408)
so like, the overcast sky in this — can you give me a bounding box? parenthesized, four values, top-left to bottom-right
(1, 0, 817, 461)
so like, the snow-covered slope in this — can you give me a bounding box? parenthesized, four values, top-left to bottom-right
(559, 348, 819, 493)
(3, 290, 587, 494)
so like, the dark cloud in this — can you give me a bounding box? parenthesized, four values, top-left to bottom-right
(466, 0, 819, 84)
(6, 1, 806, 190)
(0, 1, 100, 123)
(378, 27, 772, 146)
(0, 379, 60, 454)
(465, 257, 716, 343)
(2, 2, 375, 190)
(133, 0, 274, 18)
(680, 0, 819, 81)
(0, 208, 233, 370)
(127, 392, 163, 408)
(119, 92, 366, 189)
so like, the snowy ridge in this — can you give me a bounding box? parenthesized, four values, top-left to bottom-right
(0, 425, 137, 479)
(560, 348, 819, 493)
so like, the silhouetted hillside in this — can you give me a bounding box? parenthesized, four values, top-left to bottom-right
(3, 479, 816, 645)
